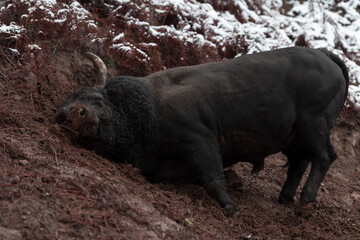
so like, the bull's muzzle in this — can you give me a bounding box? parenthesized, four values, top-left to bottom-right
(56, 104, 100, 138)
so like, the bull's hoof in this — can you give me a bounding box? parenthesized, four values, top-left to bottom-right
(251, 159, 264, 173)
(278, 194, 296, 204)
(300, 192, 316, 203)
(223, 203, 239, 217)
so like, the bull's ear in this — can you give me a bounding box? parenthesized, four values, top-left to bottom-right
(106, 83, 123, 102)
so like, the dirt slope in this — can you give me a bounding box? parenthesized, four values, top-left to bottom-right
(0, 48, 359, 240)
(1, 1, 360, 239)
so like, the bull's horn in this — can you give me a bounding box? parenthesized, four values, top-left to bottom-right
(85, 52, 107, 90)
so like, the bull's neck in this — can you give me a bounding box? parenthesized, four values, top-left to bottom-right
(103, 77, 156, 167)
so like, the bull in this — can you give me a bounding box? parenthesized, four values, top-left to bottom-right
(56, 47, 349, 216)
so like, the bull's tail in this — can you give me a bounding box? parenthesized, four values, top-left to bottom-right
(318, 48, 349, 106)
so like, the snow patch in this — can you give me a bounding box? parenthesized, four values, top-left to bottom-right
(0, 22, 25, 35)
(28, 44, 41, 50)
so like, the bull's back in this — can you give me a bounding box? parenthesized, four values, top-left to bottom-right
(147, 47, 346, 162)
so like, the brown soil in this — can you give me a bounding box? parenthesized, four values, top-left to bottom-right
(1, 49, 360, 240)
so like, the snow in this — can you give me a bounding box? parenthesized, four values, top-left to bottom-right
(9, 48, 20, 55)
(111, 44, 132, 53)
(19, 0, 56, 8)
(0, 22, 25, 35)
(12, 0, 93, 26)
(113, 33, 125, 42)
(114, 0, 131, 4)
(349, 85, 360, 107)
(28, 44, 42, 50)
(69, 1, 91, 20)
(0, 0, 359, 106)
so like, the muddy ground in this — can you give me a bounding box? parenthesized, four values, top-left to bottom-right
(0, 48, 359, 240)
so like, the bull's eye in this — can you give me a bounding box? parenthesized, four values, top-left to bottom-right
(80, 108, 86, 116)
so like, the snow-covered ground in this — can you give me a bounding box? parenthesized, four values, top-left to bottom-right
(1, 0, 359, 106)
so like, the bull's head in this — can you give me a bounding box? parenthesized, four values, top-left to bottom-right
(56, 53, 112, 140)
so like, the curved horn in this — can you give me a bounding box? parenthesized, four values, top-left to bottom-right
(85, 52, 107, 90)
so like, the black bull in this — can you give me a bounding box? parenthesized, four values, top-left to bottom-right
(56, 47, 349, 216)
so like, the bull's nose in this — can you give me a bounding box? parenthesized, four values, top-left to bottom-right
(68, 105, 88, 118)
(79, 107, 86, 116)
(65, 105, 93, 130)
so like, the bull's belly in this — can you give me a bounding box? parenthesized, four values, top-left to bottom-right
(219, 129, 295, 167)
(221, 147, 269, 168)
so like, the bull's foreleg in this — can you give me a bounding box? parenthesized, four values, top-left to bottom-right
(204, 176, 238, 216)
(186, 140, 238, 216)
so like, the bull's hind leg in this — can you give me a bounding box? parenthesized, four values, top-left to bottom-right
(298, 117, 336, 203)
(279, 144, 309, 204)
(185, 139, 238, 216)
